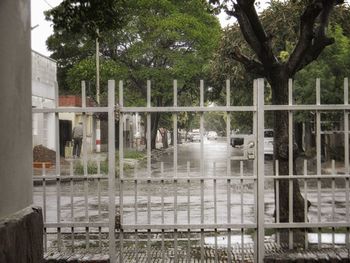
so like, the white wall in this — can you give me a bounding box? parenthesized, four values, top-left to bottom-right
(0, 0, 32, 218)
(31, 51, 57, 150)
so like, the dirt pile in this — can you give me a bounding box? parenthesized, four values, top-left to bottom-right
(33, 145, 56, 163)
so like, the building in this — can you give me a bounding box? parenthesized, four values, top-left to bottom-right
(31, 51, 57, 150)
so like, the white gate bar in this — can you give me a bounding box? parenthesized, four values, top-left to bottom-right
(173, 80, 178, 225)
(257, 78, 265, 263)
(54, 81, 62, 251)
(119, 80, 124, 179)
(161, 162, 165, 224)
(108, 80, 116, 262)
(187, 162, 191, 225)
(288, 79, 294, 249)
(316, 78, 322, 249)
(118, 80, 124, 263)
(173, 79, 178, 178)
(303, 160, 308, 249)
(226, 80, 231, 180)
(82, 81, 89, 249)
(253, 79, 258, 263)
(32, 104, 350, 114)
(345, 77, 350, 249)
(316, 78, 321, 176)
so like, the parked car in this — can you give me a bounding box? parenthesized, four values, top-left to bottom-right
(230, 129, 249, 147)
(191, 132, 201, 142)
(264, 129, 274, 157)
(207, 131, 218, 140)
(231, 129, 274, 157)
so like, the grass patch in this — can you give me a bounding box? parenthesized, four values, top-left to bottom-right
(117, 149, 146, 160)
(73, 150, 145, 175)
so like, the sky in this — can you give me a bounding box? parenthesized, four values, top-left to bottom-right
(30, 0, 263, 57)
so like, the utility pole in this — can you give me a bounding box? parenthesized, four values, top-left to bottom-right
(96, 29, 101, 152)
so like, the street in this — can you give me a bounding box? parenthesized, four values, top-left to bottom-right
(34, 138, 348, 237)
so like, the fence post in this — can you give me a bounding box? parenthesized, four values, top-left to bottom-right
(257, 78, 265, 262)
(108, 80, 116, 262)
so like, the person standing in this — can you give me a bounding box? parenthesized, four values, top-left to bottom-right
(72, 121, 83, 158)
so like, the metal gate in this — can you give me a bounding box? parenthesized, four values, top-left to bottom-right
(33, 78, 350, 262)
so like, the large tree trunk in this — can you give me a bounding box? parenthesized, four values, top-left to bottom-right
(271, 76, 307, 247)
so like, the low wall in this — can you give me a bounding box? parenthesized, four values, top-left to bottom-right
(0, 206, 43, 263)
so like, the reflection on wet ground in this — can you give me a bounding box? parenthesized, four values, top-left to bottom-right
(35, 139, 350, 256)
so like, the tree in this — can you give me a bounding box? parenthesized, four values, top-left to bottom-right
(47, 0, 221, 149)
(209, 0, 346, 245)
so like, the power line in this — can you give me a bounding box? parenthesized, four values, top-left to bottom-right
(43, 0, 54, 9)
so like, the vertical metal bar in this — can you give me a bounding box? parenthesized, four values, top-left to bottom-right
(227, 178, 231, 224)
(275, 160, 280, 246)
(226, 80, 231, 179)
(214, 228, 218, 263)
(162, 229, 165, 262)
(344, 78, 350, 249)
(187, 229, 191, 263)
(174, 229, 178, 263)
(42, 163, 47, 219)
(226, 80, 232, 263)
(346, 177, 350, 249)
(331, 160, 335, 248)
(173, 80, 178, 227)
(55, 81, 61, 251)
(253, 79, 258, 263)
(288, 79, 293, 249)
(147, 229, 151, 263)
(240, 161, 244, 262)
(97, 161, 102, 252)
(200, 80, 205, 263)
(214, 162, 217, 225)
(147, 178, 151, 225)
(147, 80, 151, 177)
(214, 162, 218, 263)
(135, 229, 139, 263)
(146, 80, 151, 232)
(316, 78, 322, 249)
(70, 162, 74, 252)
(134, 172, 138, 225)
(257, 78, 265, 262)
(228, 228, 232, 263)
(82, 81, 89, 249)
(316, 78, 321, 176)
(187, 161, 191, 225)
(303, 160, 308, 249)
(161, 162, 165, 225)
(108, 80, 116, 262)
(240, 161, 244, 223)
(317, 175, 321, 249)
(118, 81, 124, 263)
(42, 164, 47, 252)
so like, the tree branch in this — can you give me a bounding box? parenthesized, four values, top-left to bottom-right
(228, 46, 266, 76)
(233, 1, 278, 69)
(287, 0, 342, 75)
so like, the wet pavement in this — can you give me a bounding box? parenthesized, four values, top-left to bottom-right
(33, 138, 349, 250)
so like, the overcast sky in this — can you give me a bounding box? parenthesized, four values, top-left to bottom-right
(30, 0, 264, 56)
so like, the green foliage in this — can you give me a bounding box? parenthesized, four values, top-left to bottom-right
(47, 0, 221, 143)
(74, 160, 108, 175)
(294, 25, 350, 110)
(117, 150, 146, 160)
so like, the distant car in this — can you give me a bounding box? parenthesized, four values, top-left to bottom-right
(230, 129, 249, 147)
(207, 131, 218, 140)
(191, 132, 201, 142)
